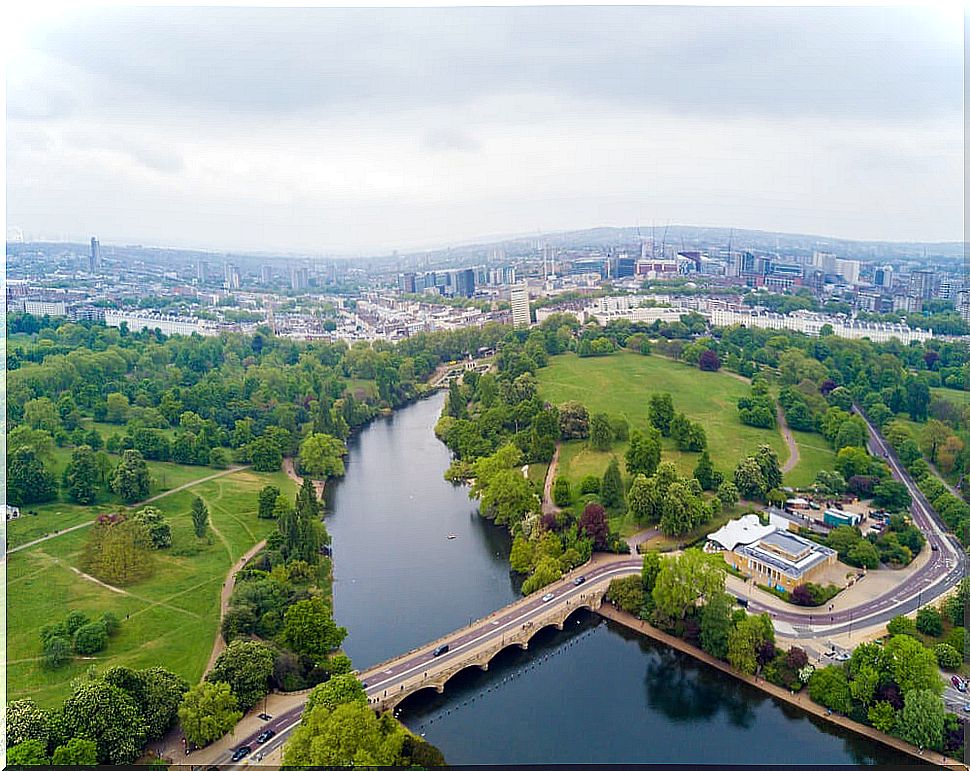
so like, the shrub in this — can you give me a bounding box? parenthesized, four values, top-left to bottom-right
(43, 636, 72, 668)
(73, 621, 108, 654)
(916, 607, 944, 637)
(579, 475, 600, 495)
(935, 643, 962, 671)
(886, 615, 917, 637)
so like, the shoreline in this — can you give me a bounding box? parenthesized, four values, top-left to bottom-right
(595, 603, 966, 769)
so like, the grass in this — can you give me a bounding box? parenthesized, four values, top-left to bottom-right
(931, 387, 970, 407)
(7, 468, 297, 708)
(7, 459, 228, 549)
(527, 461, 549, 487)
(645, 503, 755, 552)
(538, 352, 792, 482)
(785, 430, 838, 489)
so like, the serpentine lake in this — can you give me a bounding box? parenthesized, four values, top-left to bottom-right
(324, 391, 914, 765)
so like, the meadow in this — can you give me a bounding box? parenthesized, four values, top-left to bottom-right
(7, 468, 296, 707)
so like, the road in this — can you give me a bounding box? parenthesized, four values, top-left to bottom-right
(6, 465, 249, 555)
(739, 408, 967, 638)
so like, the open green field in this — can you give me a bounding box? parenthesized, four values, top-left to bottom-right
(785, 430, 838, 489)
(537, 352, 789, 481)
(7, 468, 297, 708)
(8, 458, 228, 549)
(932, 387, 970, 406)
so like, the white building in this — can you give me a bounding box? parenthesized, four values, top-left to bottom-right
(708, 307, 932, 344)
(510, 282, 531, 328)
(835, 258, 862, 285)
(104, 310, 214, 337)
(23, 299, 67, 316)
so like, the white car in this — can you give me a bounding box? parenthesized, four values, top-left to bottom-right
(542, 593, 555, 602)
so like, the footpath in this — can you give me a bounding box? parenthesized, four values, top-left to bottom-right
(597, 603, 965, 769)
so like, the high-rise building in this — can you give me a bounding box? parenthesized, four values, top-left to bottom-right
(290, 266, 309, 290)
(260, 265, 274, 284)
(454, 268, 475, 298)
(510, 282, 531, 328)
(89, 237, 101, 272)
(196, 261, 208, 283)
(958, 290, 970, 325)
(835, 258, 861, 285)
(873, 265, 894, 289)
(615, 255, 636, 278)
(224, 263, 241, 290)
(909, 269, 936, 300)
(399, 272, 417, 294)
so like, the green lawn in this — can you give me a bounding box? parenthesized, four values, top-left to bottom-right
(932, 387, 970, 407)
(7, 469, 297, 708)
(785, 430, 837, 489)
(538, 352, 789, 480)
(8, 459, 228, 549)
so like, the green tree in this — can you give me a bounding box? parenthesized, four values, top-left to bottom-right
(7, 447, 58, 507)
(298, 433, 348, 479)
(521, 556, 563, 595)
(63, 444, 100, 504)
(886, 614, 918, 637)
(727, 613, 774, 675)
(110, 449, 152, 504)
(849, 665, 880, 707)
(82, 516, 155, 585)
(206, 640, 275, 712)
(552, 477, 571, 507)
(105, 392, 130, 423)
(284, 701, 404, 767)
(73, 620, 108, 654)
(43, 635, 72, 668)
(24, 396, 62, 434)
(606, 575, 645, 614)
(130, 506, 172, 549)
(896, 689, 945, 750)
(51, 737, 98, 766)
(808, 665, 852, 713)
(847, 539, 880, 569)
(249, 436, 283, 472)
(915, 606, 943, 637)
(733, 457, 766, 500)
(178, 681, 242, 748)
(6, 699, 50, 747)
(258, 485, 281, 519)
(626, 429, 661, 477)
(649, 393, 675, 436)
(884, 634, 944, 695)
(446, 379, 467, 419)
(7, 738, 49, 766)
(601, 457, 624, 509)
(627, 474, 654, 522)
(281, 597, 348, 664)
(191, 496, 209, 539)
(868, 700, 897, 733)
(304, 674, 368, 716)
(60, 679, 148, 763)
(652, 550, 725, 622)
(589, 413, 613, 451)
(717, 480, 740, 507)
(509, 535, 536, 574)
(754, 445, 783, 493)
(693, 451, 722, 491)
(699, 590, 733, 660)
(934, 643, 962, 670)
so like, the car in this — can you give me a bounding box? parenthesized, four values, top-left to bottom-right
(573, 576, 586, 586)
(931, 544, 939, 552)
(736, 597, 749, 608)
(963, 703, 970, 713)
(256, 729, 276, 744)
(257, 712, 273, 721)
(951, 676, 967, 692)
(230, 746, 252, 762)
(834, 653, 850, 662)
(361, 681, 368, 688)
(432, 644, 449, 657)
(542, 593, 555, 602)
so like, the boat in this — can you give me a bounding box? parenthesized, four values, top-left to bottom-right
(446, 533, 457, 540)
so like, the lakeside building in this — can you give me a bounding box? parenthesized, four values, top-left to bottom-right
(707, 514, 838, 592)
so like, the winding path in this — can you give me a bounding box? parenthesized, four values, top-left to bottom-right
(776, 404, 799, 474)
(7, 465, 249, 555)
(541, 443, 562, 515)
(283, 457, 325, 499)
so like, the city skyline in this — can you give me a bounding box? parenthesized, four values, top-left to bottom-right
(6, 6, 964, 254)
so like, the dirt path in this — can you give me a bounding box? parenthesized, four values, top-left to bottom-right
(541, 444, 562, 515)
(8, 465, 249, 555)
(283, 457, 325, 499)
(776, 404, 799, 474)
(204, 538, 268, 674)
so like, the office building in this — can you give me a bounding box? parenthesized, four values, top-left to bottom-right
(893, 294, 923, 314)
(454, 268, 476, 298)
(24, 299, 67, 317)
(510, 283, 531, 328)
(615, 255, 636, 278)
(89, 237, 101, 273)
(835, 258, 861, 285)
(224, 263, 241, 290)
(873, 265, 894, 289)
(959, 290, 970, 325)
(261, 265, 274, 284)
(909, 269, 936, 300)
(400, 272, 417, 294)
(290, 266, 309, 291)
(196, 261, 208, 283)
(812, 251, 838, 274)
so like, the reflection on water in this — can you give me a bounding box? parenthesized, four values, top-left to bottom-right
(328, 393, 920, 766)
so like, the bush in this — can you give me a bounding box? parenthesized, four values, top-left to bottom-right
(552, 477, 571, 507)
(73, 621, 108, 654)
(887, 615, 917, 637)
(916, 607, 944, 637)
(935, 643, 962, 670)
(579, 475, 600, 495)
(101, 612, 121, 636)
(43, 635, 72, 668)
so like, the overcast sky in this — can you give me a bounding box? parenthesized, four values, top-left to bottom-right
(5, 5, 964, 255)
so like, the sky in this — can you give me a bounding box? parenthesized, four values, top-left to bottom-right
(5, 5, 964, 255)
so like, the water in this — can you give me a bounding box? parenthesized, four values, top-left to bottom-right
(325, 392, 917, 765)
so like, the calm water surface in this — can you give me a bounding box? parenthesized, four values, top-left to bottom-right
(326, 392, 917, 765)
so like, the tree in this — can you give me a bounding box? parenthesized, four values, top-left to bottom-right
(73, 620, 108, 654)
(130, 506, 172, 549)
(82, 516, 154, 585)
(281, 598, 348, 665)
(509, 535, 535, 574)
(207, 640, 275, 712)
(7, 739, 49, 766)
(284, 700, 406, 767)
(847, 539, 880, 570)
(601, 457, 624, 509)
(209, 447, 232, 468)
(652, 550, 725, 621)
(304, 674, 367, 715)
(693, 451, 722, 492)
(873, 480, 912, 512)
(558, 401, 589, 439)
(578, 503, 609, 550)
(589, 413, 613, 451)
(43, 635, 72, 668)
(110, 449, 152, 504)
(868, 701, 897, 734)
(258, 485, 281, 519)
(814, 469, 846, 496)
(521, 556, 563, 594)
(886, 615, 917, 637)
(808, 665, 852, 713)
(105, 392, 130, 423)
(717, 480, 740, 508)
(896, 689, 945, 750)
(7, 447, 57, 507)
(906, 379, 931, 422)
(103, 666, 189, 740)
(552, 477, 571, 507)
(64, 445, 100, 504)
(6, 699, 50, 748)
(24, 396, 62, 434)
(698, 349, 721, 371)
(606, 576, 645, 614)
(727, 613, 774, 675)
(699, 590, 733, 660)
(446, 379, 467, 419)
(648, 393, 675, 436)
(627, 474, 654, 522)
(60, 679, 148, 763)
(626, 429, 661, 477)
(51, 737, 99, 766)
(934, 643, 962, 670)
(298, 433, 348, 479)
(849, 665, 880, 707)
(249, 436, 283, 472)
(178, 681, 242, 748)
(733, 457, 766, 501)
(754, 445, 783, 493)
(191, 496, 209, 539)
(884, 634, 945, 695)
(915, 606, 943, 637)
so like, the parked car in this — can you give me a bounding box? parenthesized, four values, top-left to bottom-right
(256, 729, 276, 744)
(573, 576, 586, 586)
(542, 593, 555, 602)
(231, 746, 252, 762)
(951, 676, 967, 692)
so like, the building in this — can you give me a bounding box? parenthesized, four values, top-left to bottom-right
(104, 310, 213, 336)
(615, 255, 636, 278)
(89, 237, 101, 273)
(290, 266, 309, 291)
(224, 263, 241, 290)
(24, 299, 67, 316)
(454, 268, 476, 298)
(959, 290, 970, 325)
(893, 293, 923, 314)
(707, 514, 837, 592)
(708, 306, 932, 344)
(909, 269, 936, 301)
(873, 265, 894, 289)
(399, 272, 417, 294)
(835, 258, 861, 285)
(260, 265, 274, 284)
(196, 261, 208, 283)
(812, 251, 838, 274)
(510, 282, 531, 328)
